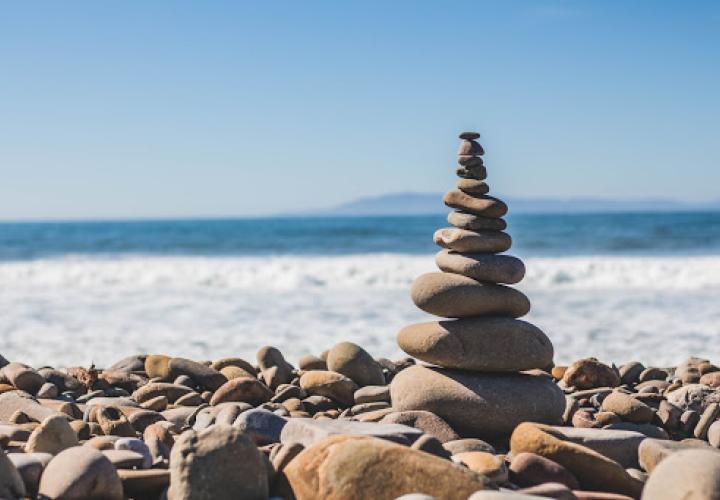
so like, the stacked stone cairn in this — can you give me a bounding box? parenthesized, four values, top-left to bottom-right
(390, 131, 566, 441)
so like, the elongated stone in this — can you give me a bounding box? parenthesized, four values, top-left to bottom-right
(436, 249, 525, 284)
(444, 191, 507, 218)
(457, 179, 489, 195)
(411, 272, 530, 318)
(448, 212, 507, 231)
(397, 317, 553, 371)
(433, 228, 511, 253)
(458, 140, 484, 156)
(455, 165, 487, 180)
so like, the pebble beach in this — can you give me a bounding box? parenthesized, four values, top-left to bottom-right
(2, 133, 720, 500)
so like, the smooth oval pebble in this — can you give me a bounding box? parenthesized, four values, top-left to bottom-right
(641, 449, 720, 499)
(39, 446, 123, 500)
(411, 272, 530, 318)
(457, 178, 489, 195)
(397, 317, 553, 372)
(447, 212, 507, 231)
(390, 365, 564, 439)
(435, 249, 525, 284)
(433, 228, 511, 253)
(443, 191, 507, 218)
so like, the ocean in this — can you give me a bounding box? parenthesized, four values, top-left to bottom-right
(2, 212, 720, 368)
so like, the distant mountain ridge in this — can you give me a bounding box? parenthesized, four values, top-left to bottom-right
(305, 192, 720, 216)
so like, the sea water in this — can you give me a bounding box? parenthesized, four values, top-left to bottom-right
(1, 212, 719, 367)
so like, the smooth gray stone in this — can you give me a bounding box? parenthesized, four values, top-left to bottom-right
(233, 409, 287, 445)
(544, 426, 647, 468)
(642, 449, 720, 500)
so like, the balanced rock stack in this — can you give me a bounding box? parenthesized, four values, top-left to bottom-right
(390, 131, 565, 441)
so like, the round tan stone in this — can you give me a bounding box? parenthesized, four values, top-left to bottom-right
(326, 342, 384, 387)
(642, 449, 720, 499)
(390, 365, 565, 439)
(458, 140, 484, 156)
(284, 435, 490, 500)
(443, 191, 507, 218)
(144, 355, 171, 379)
(210, 377, 273, 406)
(397, 317, 553, 371)
(411, 272, 530, 318)
(38, 446, 123, 500)
(563, 359, 620, 390)
(299, 371, 358, 406)
(433, 228, 511, 253)
(436, 249, 525, 284)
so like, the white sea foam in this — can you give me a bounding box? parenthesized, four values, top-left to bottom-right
(2, 254, 720, 367)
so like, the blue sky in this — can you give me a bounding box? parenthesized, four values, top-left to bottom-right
(1, 1, 718, 219)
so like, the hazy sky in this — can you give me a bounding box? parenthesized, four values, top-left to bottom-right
(1, 1, 718, 219)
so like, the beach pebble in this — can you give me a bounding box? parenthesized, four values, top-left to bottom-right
(638, 437, 712, 473)
(39, 446, 123, 500)
(600, 392, 655, 424)
(443, 438, 496, 455)
(397, 317, 553, 372)
(299, 370, 358, 406)
(563, 359, 620, 390)
(7, 453, 51, 498)
(509, 452, 580, 489)
(169, 424, 268, 500)
(708, 421, 720, 448)
(233, 408, 287, 445)
(457, 155, 484, 167)
(353, 385, 390, 404)
(2, 362, 45, 394)
(284, 435, 490, 500)
(115, 437, 153, 469)
(699, 371, 720, 387)
(447, 211, 507, 231)
(102, 449, 148, 469)
(326, 341, 385, 387)
(133, 382, 195, 404)
(458, 140, 485, 156)
(694, 402, 720, 439)
(280, 417, 422, 447)
(510, 423, 643, 497)
(145, 354, 171, 379)
(433, 227, 511, 253)
(167, 357, 227, 391)
(257, 346, 294, 390)
(641, 449, 720, 499)
(391, 365, 564, 439)
(95, 406, 135, 437)
(443, 192, 507, 218)
(117, 469, 169, 499)
(542, 426, 646, 469)
(298, 354, 327, 371)
(457, 178, 490, 195)
(618, 361, 645, 385)
(381, 410, 459, 443)
(458, 131, 480, 140)
(210, 376, 273, 406)
(25, 415, 79, 454)
(666, 383, 718, 413)
(436, 249, 525, 284)
(410, 272, 530, 318)
(0, 451, 26, 499)
(454, 452, 508, 483)
(675, 356, 710, 384)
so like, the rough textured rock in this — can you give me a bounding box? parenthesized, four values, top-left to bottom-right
(410, 272, 531, 318)
(38, 446, 123, 500)
(25, 415, 80, 454)
(168, 424, 267, 500)
(510, 423, 643, 497)
(299, 371, 358, 406)
(390, 365, 564, 439)
(433, 228, 511, 253)
(210, 377, 273, 406)
(435, 249, 525, 284)
(397, 317, 553, 372)
(562, 359, 620, 390)
(326, 342, 385, 387)
(641, 449, 720, 499)
(284, 435, 490, 500)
